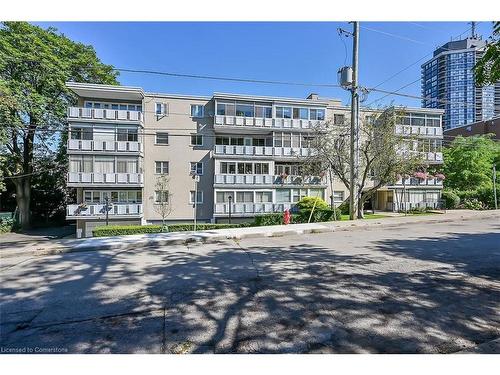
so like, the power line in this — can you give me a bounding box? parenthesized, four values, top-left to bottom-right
(360, 25, 432, 47)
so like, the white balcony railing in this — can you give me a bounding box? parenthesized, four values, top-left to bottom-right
(396, 150, 443, 162)
(214, 145, 316, 158)
(68, 139, 142, 152)
(215, 115, 326, 130)
(214, 203, 293, 215)
(66, 203, 143, 218)
(391, 178, 444, 187)
(214, 174, 325, 185)
(68, 107, 143, 122)
(67, 173, 143, 185)
(395, 124, 443, 137)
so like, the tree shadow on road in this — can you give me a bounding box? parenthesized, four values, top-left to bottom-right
(1, 229, 499, 353)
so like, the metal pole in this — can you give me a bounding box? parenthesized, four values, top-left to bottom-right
(228, 196, 232, 224)
(105, 195, 109, 226)
(349, 21, 360, 220)
(493, 165, 498, 210)
(193, 177, 198, 232)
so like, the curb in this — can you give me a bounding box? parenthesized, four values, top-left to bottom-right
(0, 225, 334, 259)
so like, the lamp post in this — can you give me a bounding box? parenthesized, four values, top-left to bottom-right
(228, 195, 232, 224)
(104, 195, 111, 226)
(190, 171, 199, 232)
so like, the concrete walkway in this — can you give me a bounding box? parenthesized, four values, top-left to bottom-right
(1, 209, 498, 259)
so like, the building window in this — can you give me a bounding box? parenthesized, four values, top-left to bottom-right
(216, 191, 233, 203)
(71, 127, 93, 140)
(190, 162, 203, 175)
(255, 105, 272, 118)
(310, 109, 325, 121)
(292, 188, 308, 202)
(190, 191, 203, 204)
(155, 132, 169, 145)
(236, 191, 254, 203)
(190, 134, 203, 146)
(333, 191, 344, 202)
(254, 163, 269, 175)
(155, 103, 167, 116)
(155, 161, 169, 174)
(334, 114, 345, 125)
(191, 104, 204, 118)
(235, 103, 254, 117)
(255, 191, 272, 203)
(276, 106, 292, 119)
(217, 102, 235, 116)
(276, 189, 291, 203)
(293, 108, 309, 120)
(220, 162, 236, 174)
(117, 128, 138, 142)
(154, 190, 169, 204)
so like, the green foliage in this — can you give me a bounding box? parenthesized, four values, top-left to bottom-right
(254, 213, 283, 226)
(338, 201, 350, 215)
(92, 223, 246, 237)
(474, 22, 500, 86)
(454, 188, 497, 210)
(441, 190, 460, 209)
(443, 135, 500, 191)
(296, 196, 329, 211)
(0, 217, 15, 234)
(254, 208, 341, 226)
(460, 198, 487, 211)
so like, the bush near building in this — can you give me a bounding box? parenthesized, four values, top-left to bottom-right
(92, 223, 248, 237)
(441, 190, 461, 209)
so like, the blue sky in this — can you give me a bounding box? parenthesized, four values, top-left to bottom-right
(36, 21, 495, 108)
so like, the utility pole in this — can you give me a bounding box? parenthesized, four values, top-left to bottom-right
(349, 21, 360, 220)
(104, 195, 110, 226)
(493, 165, 498, 210)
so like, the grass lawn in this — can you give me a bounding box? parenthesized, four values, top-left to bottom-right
(339, 213, 388, 220)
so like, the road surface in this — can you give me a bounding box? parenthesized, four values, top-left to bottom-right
(1, 218, 499, 353)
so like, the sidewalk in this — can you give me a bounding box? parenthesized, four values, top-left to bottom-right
(1, 209, 498, 259)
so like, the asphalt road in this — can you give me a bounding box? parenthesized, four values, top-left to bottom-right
(1, 218, 499, 353)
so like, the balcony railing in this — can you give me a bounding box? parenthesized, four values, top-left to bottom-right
(67, 139, 142, 152)
(397, 150, 443, 162)
(215, 115, 325, 130)
(214, 203, 293, 215)
(68, 107, 143, 122)
(395, 124, 443, 137)
(67, 173, 143, 185)
(214, 174, 325, 185)
(66, 203, 143, 218)
(214, 145, 316, 158)
(390, 177, 443, 187)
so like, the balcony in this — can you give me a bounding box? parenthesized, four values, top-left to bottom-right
(68, 107, 143, 123)
(214, 174, 325, 185)
(215, 115, 325, 130)
(66, 203, 143, 218)
(395, 125, 443, 137)
(390, 177, 444, 187)
(67, 173, 144, 186)
(214, 145, 316, 158)
(67, 139, 142, 153)
(214, 203, 293, 216)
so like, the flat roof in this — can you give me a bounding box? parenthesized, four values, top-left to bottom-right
(66, 82, 145, 101)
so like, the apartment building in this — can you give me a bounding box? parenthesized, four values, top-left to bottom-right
(65, 83, 444, 237)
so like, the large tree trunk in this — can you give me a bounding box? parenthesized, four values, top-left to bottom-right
(13, 176, 31, 229)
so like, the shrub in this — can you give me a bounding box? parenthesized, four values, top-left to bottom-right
(92, 223, 247, 237)
(296, 196, 329, 211)
(460, 198, 487, 211)
(295, 208, 341, 222)
(254, 213, 283, 226)
(338, 201, 350, 215)
(441, 190, 460, 209)
(0, 217, 15, 234)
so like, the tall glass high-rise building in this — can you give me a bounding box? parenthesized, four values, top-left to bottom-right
(421, 37, 500, 130)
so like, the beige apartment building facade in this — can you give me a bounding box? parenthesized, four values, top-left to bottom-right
(65, 83, 444, 237)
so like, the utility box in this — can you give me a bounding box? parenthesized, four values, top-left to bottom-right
(338, 66, 353, 88)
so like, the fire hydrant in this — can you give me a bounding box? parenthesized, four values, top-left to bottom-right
(283, 209, 291, 225)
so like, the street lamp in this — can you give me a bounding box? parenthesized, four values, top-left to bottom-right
(228, 195, 232, 224)
(190, 171, 200, 232)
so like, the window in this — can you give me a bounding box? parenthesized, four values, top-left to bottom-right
(309, 189, 324, 199)
(236, 191, 254, 203)
(117, 128, 138, 142)
(191, 104, 204, 118)
(154, 190, 169, 204)
(276, 106, 292, 119)
(255, 105, 272, 118)
(94, 156, 115, 174)
(237, 163, 253, 174)
(190, 134, 203, 146)
(155, 103, 167, 116)
(254, 163, 269, 175)
(220, 162, 236, 174)
(190, 191, 203, 204)
(71, 127, 92, 140)
(117, 158, 137, 174)
(217, 102, 235, 116)
(333, 191, 344, 202)
(292, 189, 308, 202)
(310, 108, 325, 120)
(235, 103, 254, 117)
(334, 114, 345, 125)
(276, 189, 291, 203)
(255, 191, 272, 203)
(293, 108, 309, 120)
(156, 132, 169, 145)
(216, 191, 233, 203)
(190, 162, 203, 175)
(155, 161, 169, 174)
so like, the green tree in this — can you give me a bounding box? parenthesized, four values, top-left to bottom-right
(443, 135, 500, 191)
(0, 22, 118, 228)
(474, 21, 500, 86)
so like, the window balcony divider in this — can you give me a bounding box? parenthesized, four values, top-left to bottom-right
(67, 172, 143, 185)
(68, 107, 143, 122)
(67, 203, 143, 217)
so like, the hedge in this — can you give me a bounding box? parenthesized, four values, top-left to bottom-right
(254, 208, 341, 226)
(92, 223, 248, 237)
(441, 190, 460, 209)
